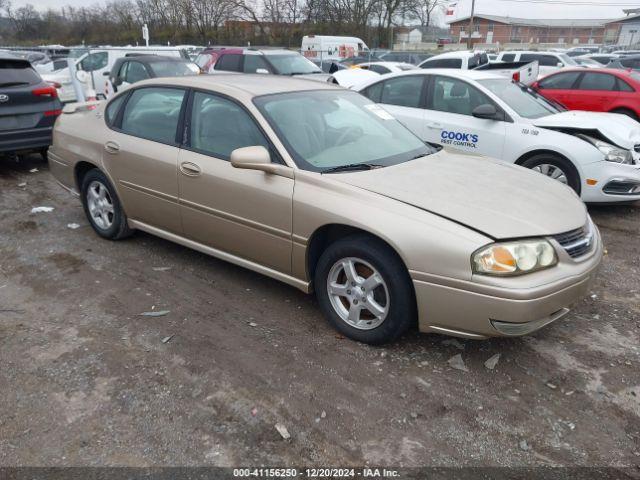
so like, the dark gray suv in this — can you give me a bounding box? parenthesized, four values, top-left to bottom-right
(0, 55, 62, 158)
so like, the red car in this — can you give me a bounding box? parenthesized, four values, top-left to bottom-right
(532, 68, 640, 121)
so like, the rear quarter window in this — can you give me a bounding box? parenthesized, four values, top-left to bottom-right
(105, 93, 127, 125)
(421, 58, 462, 69)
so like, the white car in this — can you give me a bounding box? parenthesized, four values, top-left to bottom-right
(355, 61, 417, 75)
(495, 51, 579, 78)
(418, 51, 489, 70)
(355, 69, 640, 203)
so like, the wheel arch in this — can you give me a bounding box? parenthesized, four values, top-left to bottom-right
(305, 223, 412, 291)
(609, 106, 639, 120)
(74, 161, 100, 191)
(515, 149, 582, 195)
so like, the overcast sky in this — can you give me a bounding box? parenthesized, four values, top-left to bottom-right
(9, 0, 635, 22)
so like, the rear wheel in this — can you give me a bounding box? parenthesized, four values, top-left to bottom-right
(80, 169, 133, 240)
(521, 153, 581, 195)
(314, 235, 416, 345)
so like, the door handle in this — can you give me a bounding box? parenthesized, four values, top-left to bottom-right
(180, 161, 202, 177)
(426, 122, 442, 129)
(104, 141, 120, 154)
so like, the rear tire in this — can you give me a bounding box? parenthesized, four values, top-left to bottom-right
(80, 169, 133, 240)
(314, 234, 416, 345)
(521, 153, 581, 195)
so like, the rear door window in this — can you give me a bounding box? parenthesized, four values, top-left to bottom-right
(120, 87, 186, 144)
(380, 75, 425, 108)
(215, 54, 243, 72)
(577, 73, 618, 91)
(428, 76, 493, 116)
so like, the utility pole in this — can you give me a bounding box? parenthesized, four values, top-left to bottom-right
(467, 0, 476, 49)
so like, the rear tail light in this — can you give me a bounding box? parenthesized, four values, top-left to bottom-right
(512, 71, 520, 82)
(32, 86, 58, 98)
(44, 109, 62, 117)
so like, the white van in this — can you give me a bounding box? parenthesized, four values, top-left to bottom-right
(43, 46, 189, 101)
(301, 35, 369, 62)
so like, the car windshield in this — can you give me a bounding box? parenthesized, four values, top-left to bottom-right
(266, 54, 322, 75)
(479, 78, 561, 119)
(149, 61, 199, 77)
(254, 90, 433, 172)
(558, 53, 578, 66)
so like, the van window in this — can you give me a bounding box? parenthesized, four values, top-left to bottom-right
(120, 87, 186, 144)
(79, 52, 108, 72)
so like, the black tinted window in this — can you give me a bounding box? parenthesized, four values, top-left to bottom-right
(190, 92, 269, 159)
(501, 53, 516, 62)
(121, 87, 185, 144)
(243, 55, 271, 73)
(429, 76, 492, 116)
(124, 62, 149, 83)
(422, 58, 462, 69)
(538, 72, 581, 89)
(617, 78, 634, 92)
(0, 60, 41, 86)
(578, 73, 617, 91)
(215, 54, 242, 72)
(380, 76, 424, 107)
(521, 54, 558, 66)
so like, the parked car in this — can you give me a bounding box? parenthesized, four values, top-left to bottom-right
(582, 53, 619, 65)
(105, 55, 200, 98)
(43, 47, 190, 101)
(356, 69, 640, 201)
(355, 61, 418, 75)
(607, 54, 640, 71)
(532, 68, 640, 121)
(48, 75, 602, 344)
(573, 56, 603, 68)
(378, 51, 433, 65)
(495, 51, 579, 77)
(195, 47, 331, 82)
(0, 55, 62, 158)
(419, 51, 489, 70)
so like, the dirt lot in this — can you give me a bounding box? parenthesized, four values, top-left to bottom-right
(0, 155, 639, 468)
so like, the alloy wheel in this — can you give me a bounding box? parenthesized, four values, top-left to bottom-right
(86, 180, 114, 230)
(532, 163, 568, 184)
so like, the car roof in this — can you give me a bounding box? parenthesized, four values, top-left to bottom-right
(540, 67, 636, 78)
(501, 50, 562, 55)
(139, 73, 340, 99)
(425, 51, 484, 60)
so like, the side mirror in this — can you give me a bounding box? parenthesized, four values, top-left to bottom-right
(255, 68, 270, 74)
(472, 104, 500, 120)
(231, 146, 279, 175)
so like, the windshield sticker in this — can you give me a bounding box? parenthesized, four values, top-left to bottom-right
(441, 130, 478, 149)
(364, 104, 395, 120)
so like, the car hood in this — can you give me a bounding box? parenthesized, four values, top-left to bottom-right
(333, 150, 587, 239)
(292, 73, 333, 83)
(533, 110, 640, 149)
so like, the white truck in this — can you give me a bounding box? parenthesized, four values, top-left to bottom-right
(355, 69, 640, 203)
(301, 35, 369, 62)
(495, 50, 579, 78)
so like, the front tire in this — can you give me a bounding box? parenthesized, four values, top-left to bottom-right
(521, 153, 581, 195)
(314, 235, 416, 345)
(81, 169, 132, 240)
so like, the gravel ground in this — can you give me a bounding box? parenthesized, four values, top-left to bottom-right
(0, 156, 639, 468)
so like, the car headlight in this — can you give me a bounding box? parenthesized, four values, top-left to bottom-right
(472, 239, 558, 276)
(580, 135, 633, 164)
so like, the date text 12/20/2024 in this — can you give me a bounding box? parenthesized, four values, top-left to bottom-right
(233, 468, 401, 478)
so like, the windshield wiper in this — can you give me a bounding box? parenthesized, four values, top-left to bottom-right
(322, 163, 383, 174)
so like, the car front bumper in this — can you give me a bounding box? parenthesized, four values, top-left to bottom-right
(411, 227, 603, 339)
(581, 161, 640, 203)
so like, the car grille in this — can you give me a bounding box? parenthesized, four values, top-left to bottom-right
(553, 222, 594, 259)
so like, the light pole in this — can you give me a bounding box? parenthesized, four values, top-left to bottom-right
(467, 0, 476, 49)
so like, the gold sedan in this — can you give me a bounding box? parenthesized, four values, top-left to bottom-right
(48, 75, 602, 344)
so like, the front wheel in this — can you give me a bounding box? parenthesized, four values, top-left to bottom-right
(521, 154, 581, 195)
(81, 169, 133, 240)
(314, 235, 416, 345)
